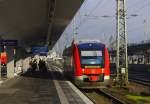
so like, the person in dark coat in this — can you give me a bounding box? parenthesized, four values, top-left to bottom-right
(38, 59, 47, 73)
(31, 58, 37, 73)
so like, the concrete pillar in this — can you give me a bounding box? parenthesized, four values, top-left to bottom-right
(15, 59, 23, 75)
(23, 57, 30, 73)
(7, 60, 14, 78)
(6, 46, 15, 78)
(15, 47, 29, 73)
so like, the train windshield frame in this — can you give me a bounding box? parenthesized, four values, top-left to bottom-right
(79, 50, 104, 68)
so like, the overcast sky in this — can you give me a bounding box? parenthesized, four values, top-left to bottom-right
(54, 0, 150, 55)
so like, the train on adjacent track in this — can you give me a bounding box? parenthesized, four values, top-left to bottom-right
(63, 40, 110, 88)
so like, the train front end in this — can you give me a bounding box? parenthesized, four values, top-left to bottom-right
(73, 41, 110, 88)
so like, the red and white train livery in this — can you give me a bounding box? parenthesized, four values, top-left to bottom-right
(63, 40, 110, 88)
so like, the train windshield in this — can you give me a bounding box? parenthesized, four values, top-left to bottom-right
(80, 50, 104, 68)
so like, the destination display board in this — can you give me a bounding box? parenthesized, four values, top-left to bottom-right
(0, 40, 18, 46)
(31, 46, 48, 55)
(81, 50, 102, 56)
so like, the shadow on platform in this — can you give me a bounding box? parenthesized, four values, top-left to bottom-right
(21, 68, 66, 81)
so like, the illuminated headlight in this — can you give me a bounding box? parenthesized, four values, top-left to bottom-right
(104, 76, 110, 80)
(102, 68, 104, 73)
(82, 68, 85, 72)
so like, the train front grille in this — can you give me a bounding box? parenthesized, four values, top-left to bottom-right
(83, 74, 104, 82)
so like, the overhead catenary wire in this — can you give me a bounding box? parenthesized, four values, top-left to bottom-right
(129, 0, 150, 14)
(78, 12, 148, 35)
(127, 0, 145, 12)
(68, 0, 117, 46)
(65, 0, 115, 43)
(78, 18, 116, 45)
(77, 14, 115, 35)
(78, 0, 105, 28)
(77, 16, 115, 32)
(127, 14, 150, 32)
(127, 0, 142, 8)
(72, 0, 107, 41)
(59, 0, 150, 53)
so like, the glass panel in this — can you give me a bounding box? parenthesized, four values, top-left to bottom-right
(80, 50, 104, 68)
(81, 57, 103, 65)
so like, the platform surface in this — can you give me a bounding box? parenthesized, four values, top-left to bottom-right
(0, 66, 92, 104)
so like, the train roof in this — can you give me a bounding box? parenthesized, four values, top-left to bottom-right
(77, 43, 105, 50)
(63, 40, 106, 56)
(74, 39, 102, 44)
(73, 40, 105, 50)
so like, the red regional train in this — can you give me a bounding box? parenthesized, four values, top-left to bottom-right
(63, 40, 110, 88)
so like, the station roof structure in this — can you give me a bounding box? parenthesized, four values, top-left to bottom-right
(0, 0, 84, 48)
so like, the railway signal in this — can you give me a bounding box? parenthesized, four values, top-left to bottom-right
(116, 0, 128, 86)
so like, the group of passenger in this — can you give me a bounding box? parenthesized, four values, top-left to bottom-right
(29, 56, 47, 73)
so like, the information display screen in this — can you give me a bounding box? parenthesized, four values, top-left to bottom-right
(31, 46, 48, 55)
(81, 51, 102, 56)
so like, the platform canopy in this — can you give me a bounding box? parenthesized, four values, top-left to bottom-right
(0, 0, 84, 48)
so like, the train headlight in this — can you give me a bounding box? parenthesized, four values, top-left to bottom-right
(104, 76, 110, 80)
(82, 68, 85, 72)
(102, 68, 104, 73)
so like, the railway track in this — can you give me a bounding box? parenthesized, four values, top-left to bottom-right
(53, 65, 149, 104)
(82, 89, 126, 104)
(99, 89, 126, 104)
(129, 72, 150, 87)
(129, 78, 150, 87)
(111, 71, 150, 87)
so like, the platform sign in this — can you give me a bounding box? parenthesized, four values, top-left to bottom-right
(0, 40, 18, 46)
(31, 46, 48, 55)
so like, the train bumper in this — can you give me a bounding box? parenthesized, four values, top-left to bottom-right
(74, 76, 110, 89)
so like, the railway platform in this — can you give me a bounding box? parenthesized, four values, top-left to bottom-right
(0, 66, 93, 104)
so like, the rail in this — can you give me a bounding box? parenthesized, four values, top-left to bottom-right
(82, 89, 126, 104)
